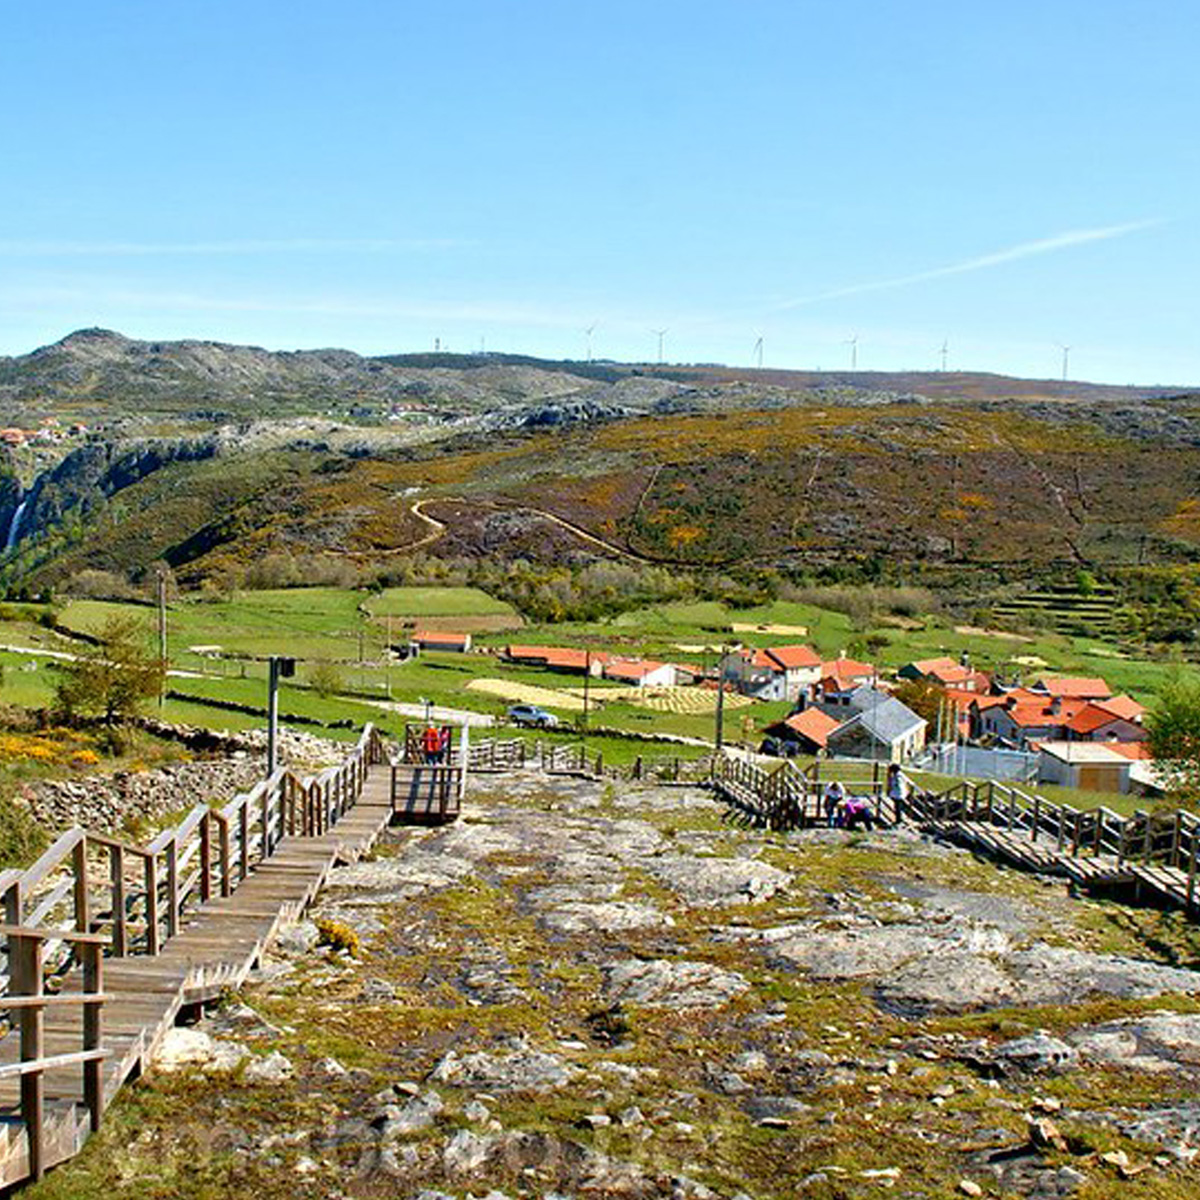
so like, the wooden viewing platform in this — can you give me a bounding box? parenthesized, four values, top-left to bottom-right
(0, 723, 441, 1190)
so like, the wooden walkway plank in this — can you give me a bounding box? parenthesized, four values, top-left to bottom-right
(0, 733, 412, 1188)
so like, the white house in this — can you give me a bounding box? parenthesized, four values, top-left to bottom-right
(602, 658, 676, 688)
(725, 644, 821, 701)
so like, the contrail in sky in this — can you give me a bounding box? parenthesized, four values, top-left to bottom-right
(0, 238, 460, 256)
(775, 219, 1163, 310)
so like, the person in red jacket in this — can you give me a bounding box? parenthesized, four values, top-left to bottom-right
(422, 723, 442, 763)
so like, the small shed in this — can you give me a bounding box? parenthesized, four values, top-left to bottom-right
(412, 630, 472, 653)
(1036, 741, 1132, 794)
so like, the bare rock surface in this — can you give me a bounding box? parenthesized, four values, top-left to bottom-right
(647, 855, 791, 907)
(1066, 1011, 1200, 1071)
(603, 958, 751, 1009)
(539, 900, 675, 935)
(65, 770, 1200, 1199)
(429, 1047, 579, 1093)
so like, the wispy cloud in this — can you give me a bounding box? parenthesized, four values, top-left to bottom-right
(0, 281, 604, 331)
(0, 237, 463, 256)
(775, 219, 1163, 310)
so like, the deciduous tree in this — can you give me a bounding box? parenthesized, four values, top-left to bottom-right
(1145, 675, 1200, 809)
(54, 616, 165, 725)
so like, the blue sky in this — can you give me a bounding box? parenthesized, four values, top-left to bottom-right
(1, 1, 1196, 384)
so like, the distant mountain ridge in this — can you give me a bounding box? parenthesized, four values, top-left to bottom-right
(0, 329, 1189, 424)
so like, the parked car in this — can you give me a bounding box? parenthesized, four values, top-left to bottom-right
(506, 703, 560, 728)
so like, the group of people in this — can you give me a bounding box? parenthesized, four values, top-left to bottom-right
(821, 764, 908, 831)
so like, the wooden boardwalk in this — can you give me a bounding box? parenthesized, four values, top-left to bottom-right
(0, 723, 473, 1189)
(707, 750, 1200, 917)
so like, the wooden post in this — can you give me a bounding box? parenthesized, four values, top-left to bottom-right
(1031, 796, 1040, 842)
(199, 815, 211, 903)
(165, 839, 179, 939)
(1188, 830, 1198, 913)
(260, 787, 271, 859)
(72, 838, 90, 943)
(144, 855, 160, 955)
(110, 845, 127, 956)
(1173, 812, 1184, 867)
(13, 934, 44, 1180)
(634, 756, 643, 780)
(218, 817, 231, 898)
(239, 802, 250, 880)
(82, 941, 104, 1131)
(5, 878, 22, 927)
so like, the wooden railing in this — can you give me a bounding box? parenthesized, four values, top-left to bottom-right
(0, 723, 386, 1180)
(914, 778, 1200, 911)
(467, 736, 710, 783)
(710, 752, 906, 831)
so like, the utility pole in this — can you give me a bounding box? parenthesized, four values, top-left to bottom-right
(582, 649, 591, 734)
(714, 644, 735, 751)
(156, 566, 168, 707)
(385, 613, 392, 699)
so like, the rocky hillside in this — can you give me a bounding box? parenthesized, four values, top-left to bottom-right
(32, 769, 1200, 1199)
(0, 329, 595, 421)
(0, 329, 1190, 429)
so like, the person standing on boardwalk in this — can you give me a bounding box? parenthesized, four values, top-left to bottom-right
(422, 723, 443, 763)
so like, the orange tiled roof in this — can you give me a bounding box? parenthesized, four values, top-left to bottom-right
(506, 645, 608, 670)
(908, 656, 960, 675)
(1106, 741, 1154, 761)
(763, 644, 822, 670)
(1036, 676, 1112, 699)
(1002, 697, 1088, 728)
(1065, 702, 1140, 736)
(1096, 694, 1146, 722)
(821, 658, 875, 687)
(414, 630, 469, 646)
(604, 658, 668, 681)
(781, 708, 842, 748)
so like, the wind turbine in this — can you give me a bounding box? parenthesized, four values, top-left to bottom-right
(940, 340, 949, 372)
(585, 324, 596, 363)
(1060, 344, 1071, 382)
(653, 329, 668, 365)
(753, 336, 764, 369)
(845, 334, 859, 371)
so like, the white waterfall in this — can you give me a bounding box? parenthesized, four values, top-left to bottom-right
(4, 496, 28, 552)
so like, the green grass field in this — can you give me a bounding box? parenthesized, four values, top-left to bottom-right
(4, 585, 1196, 810)
(363, 586, 519, 618)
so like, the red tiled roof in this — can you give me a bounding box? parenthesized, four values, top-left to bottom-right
(604, 658, 668, 681)
(1065, 704, 1121, 736)
(1035, 676, 1112, 700)
(763, 644, 822, 670)
(1107, 741, 1154, 761)
(775, 708, 842, 748)
(1001, 697, 1088, 728)
(505, 645, 608, 670)
(414, 630, 470, 646)
(820, 658, 875, 687)
(1096, 694, 1146, 723)
(908, 656, 959, 675)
